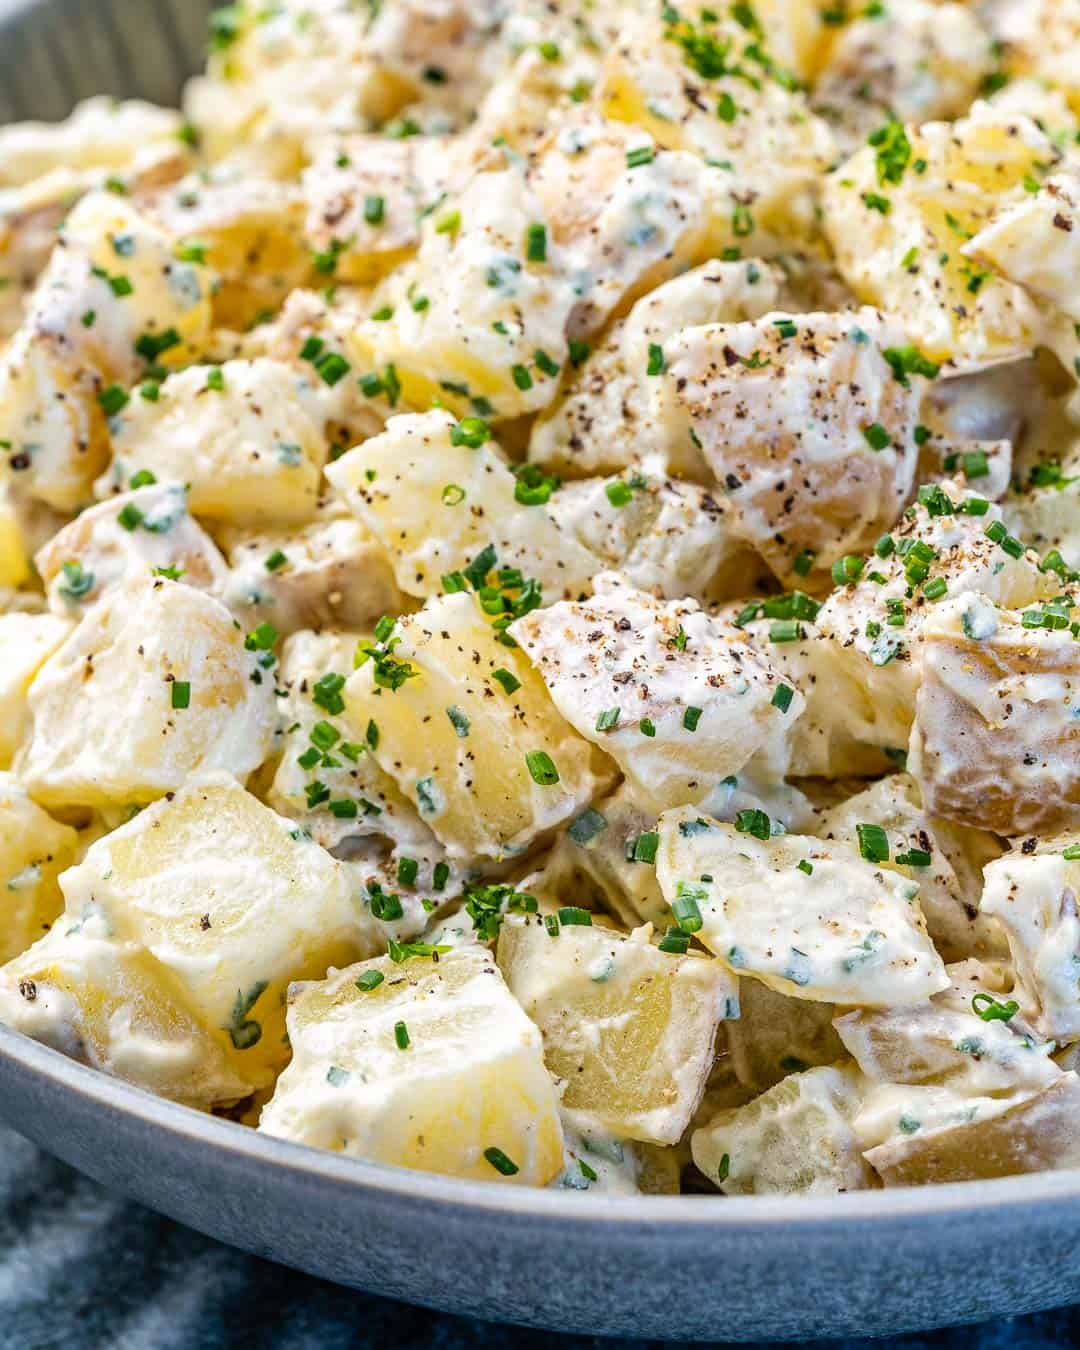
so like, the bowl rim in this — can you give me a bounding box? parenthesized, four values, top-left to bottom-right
(5, 1020, 1080, 1226)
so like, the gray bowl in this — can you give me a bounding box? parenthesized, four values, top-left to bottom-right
(3, 1023, 1080, 1341)
(3, 0, 1080, 1338)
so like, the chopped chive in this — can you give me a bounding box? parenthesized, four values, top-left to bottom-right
(771, 683, 794, 713)
(171, 681, 191, 710)
(856, 822, 889, 864)
(525, 750, 559, 785)
(394, 1020, 410, 1050)
(558, 906, 592, 926)
(632, 831, 659, 864)
(484, 1146, 519, 1176)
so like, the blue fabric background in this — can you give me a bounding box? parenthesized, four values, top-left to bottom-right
(0, 1124, 1075, 1349)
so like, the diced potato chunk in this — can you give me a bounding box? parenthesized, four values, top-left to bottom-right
(814, 482, 1056, 751)
(835, 964, 1060, 1098)
(819, 773, 1003, 961)
(0, 324, 109, 513)
(982, 841, 1080, 1043)
(60, 772, 365, 1086)
(966, 168, 1080, 322)
(823, 103, 1062, 368)
(729, 609, 895, 779)
(219, 504, 401, 637)
(353, 170, 576, 420)
(149, 169, 312, 330)
(0, 774, 78, 963)
(0, 190, 214, 510)
(813, 2, 993, 151)
(656, 807, 948, 1006)
(547, 475, 754, 606)
(103, 359, 328, 527)
(863, 1073, 1080, 1185)
(302, 134, 453, 284)
(909, 594, 1080, 837)
(18, 575, 275, 810)
(35, 483, 229, 618)
(557, 1118, 681, 1195)
(692, 1064, 876, 1195)
(0, 98, 186, 188)
(327, 409, 599, 601)
(498, 916, 734, 1145)
(657, 309, 925, 585)
(552, 784, 671, 931)
(0, 918, 252, 1108)
(268, 629, 459, 939)
(0, 611, 71, 767)
(345, 592, 610, 860)
(528, 258, 780, 480)
(599, 12, 835, 252)
(0, 487, 32, 588)
(259, 946, 565, 1185)
(511, 574, 801, 814)
(724, 977, 845, 1095)
(528, 116, 714, 338)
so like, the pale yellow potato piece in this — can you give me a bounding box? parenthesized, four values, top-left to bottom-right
(344, 592, 611, 860)
(498, 916, 735, 1145)
(729, 611, 894, 779)
(302, 134, 451, 284)
(656, 308, 924, 586)
(692, 1064, 877, 1196)
(0, 611, 71, 768)
(103, 359, 328, 527)
(149, 169, 312, 330)
(0, 190, 214, 510)
(0, 919, 251, 1108)
(528, 258, 780, 481)
(18, 575, 275, 811)
(834, 966, 1060, 1099)
(512, 574, 800, 814)
(656, 807, 948, 1007)
(723, 977, 845, 1095)
(599, 11, 835, 253)
(529, 115, 714, 338)
(35, 483, 229, 618)
(558, 1117, 681, 1195)
(823, 103, 1062, 368)
(0, 324, 110, 513)
(0, 487, 31, 589)
(814, 483, 1056, 751)
(61, 772, 365, 1087)
(260, 947, 565, 1186)
(353, 170, 576, 420)
(36, 189, 213, 379)
(813, 2, 993, 151)
(551, 784, 671, 931)
(268, 629, 460, 937)
(864, 1074, 1080, 1186)
(547, 475, 755, 607)
(0, 774, 78, 964)
(966, 169, 1080, 322)
(909, 595, 1080, 837)
(981, 841, 1080, 1044)
(219, 504, 401, 637)
(986, 0, 1080, 116)
(819, 773, 1003, 961)
(327, 410, 599, 601)
(0, 98, 186, 188)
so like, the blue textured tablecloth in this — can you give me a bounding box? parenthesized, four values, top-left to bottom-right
(1, 1124, 1076, 1350)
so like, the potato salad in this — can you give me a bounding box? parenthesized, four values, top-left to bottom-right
(3, 0, 1080, 1200)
